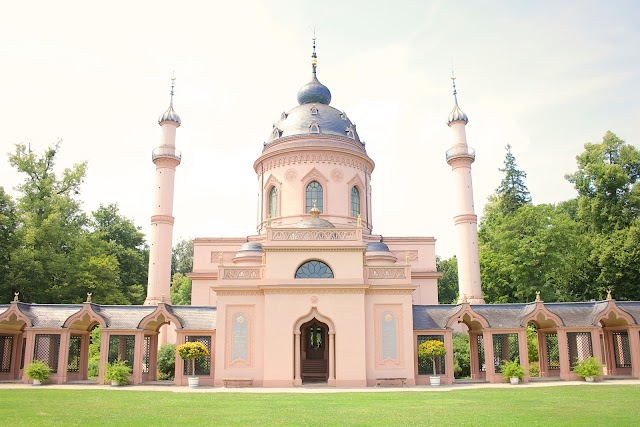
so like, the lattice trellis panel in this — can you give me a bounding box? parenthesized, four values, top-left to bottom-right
(183, 336, 212, 376)
(142, 336, 151, 374)
(67, 335, 82, 373)
(492, 334, 519, 373)
(567, 332, 593, 368)
(20, 338, 26, 369)
(34, 334, 61, 373)
(417, 335, 445, 375)
(545, 333, 560, 370)
(477, 335, 486, 372)
(108, 335, 135, 367)
(0, 336, 13, 372)
(612, 332, 632, 368)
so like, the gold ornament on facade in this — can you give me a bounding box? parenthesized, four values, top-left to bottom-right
(13, 292, 19, 302)
(535, 291, 541, 302)
(405, 251, 410, 266)
(86, 293, 92, 303)
(218, 252, 224, 267)
(357, 214, 362, 228)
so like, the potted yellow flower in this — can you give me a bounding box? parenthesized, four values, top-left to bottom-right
(418, 339, 446, 386)
(177, 341, 209, 387)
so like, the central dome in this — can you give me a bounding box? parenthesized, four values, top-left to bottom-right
(297, 75, 332, 105)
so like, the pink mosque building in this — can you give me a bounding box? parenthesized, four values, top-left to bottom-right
(1, 43, 640, 387)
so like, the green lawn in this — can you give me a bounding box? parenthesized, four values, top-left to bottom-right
(1, 385, 639, 426)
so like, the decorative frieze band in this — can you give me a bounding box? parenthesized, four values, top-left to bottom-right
(222, 268, 261, 280)
(262, 152, 367, 173)
(271, 229, 358, 241)
(368, 267, 407, 279)
(150, 215, 175, 225)
(262, 289, 366, 295)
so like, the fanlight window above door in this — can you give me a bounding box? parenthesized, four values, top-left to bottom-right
(295, 260, 334, 278)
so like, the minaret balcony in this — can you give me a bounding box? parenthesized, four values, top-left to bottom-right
(446, 145, 475, 162)
(152, 147, 182, 161)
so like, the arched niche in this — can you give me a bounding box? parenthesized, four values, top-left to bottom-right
(596, 303, 635, 327)
(138, 305, 183, 332)
(446, 306, 489, 331)
(520, 306, 563, 329)
(63, 305, 107, 331)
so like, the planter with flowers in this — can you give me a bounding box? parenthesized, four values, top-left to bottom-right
(177, 341, 209, 387)
(418, 339, 447, 386)
(573, 356, 603, 382)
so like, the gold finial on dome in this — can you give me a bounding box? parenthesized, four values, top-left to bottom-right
(310, 200, 320, 218)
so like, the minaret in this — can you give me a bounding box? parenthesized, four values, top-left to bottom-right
(145, 77, 182, 306)
(445, 73, 484, 304)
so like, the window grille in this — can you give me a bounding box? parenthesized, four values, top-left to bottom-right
(492, 333, 519, 373)
(545, 333, 560, 370)
(67, 335, 82, 373)
(34, 334, 61, 373)
(417, 335, 445, 375)
(142, 336, 151, 374)
(295, 260, 334, 278)
(567, 332, 593, 368)
(269, 187, 278, 217)
(20, 338, 26, 370)
(612, 332, 632, 369)
(0, 336, 12, 372)
(305, 181, 323, 213)
(477, 334, 486, 372)
(108, 335, 135, 368)
(183, 336, 211, 376)
(351, 186, 360, 217)
(600, 333, 606, 365)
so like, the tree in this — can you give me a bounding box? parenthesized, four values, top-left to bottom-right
(0, 187, 18, 300)
(566, 131, 640, 233)
(436, 256, 458, 304)
(91, 204, 148, 304)
(495, 144, 531, 214)
(171, 238, 193, 276)
(479, 201, 590, 303)
(170, 273, 192, 305)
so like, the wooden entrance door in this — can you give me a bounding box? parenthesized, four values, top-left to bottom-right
(301, 319, 328, 382)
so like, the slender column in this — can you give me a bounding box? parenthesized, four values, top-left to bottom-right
(483, 331, 496, 382)
(328, 333, 335, 384)
(57, 331, 70, 384)
(294, 332, 302, 385)
(629, 328, 640, 378)
(557, 329, 571, 380)
(469, 331, 480, 379)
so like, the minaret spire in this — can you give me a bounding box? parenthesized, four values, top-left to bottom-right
(169, 72, 176, 108)
(311, 29, 318, 77)
(444, 73, 483, 304)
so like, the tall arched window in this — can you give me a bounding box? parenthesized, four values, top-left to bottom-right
(351, 186, 360, 217)
(295, 260, 334, 278)
(306, 181, 323, 213)
(269, 187, 278, 217)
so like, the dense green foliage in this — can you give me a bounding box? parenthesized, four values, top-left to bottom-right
(436, 256, 458, 304)
(452, 333, 470, 378)
(105, 358, 131, 385)
(1, 387, 639, 426)
(573, 356, 603, 378)
(157, 343, 176, 380)
(0, 143, 148, 304)
(88, 327, 101, 379)
(495, 144, 532, 214)
(501, 358, 525, 380)
(25, 360, 52, 382)
(170, 238, 193, 305)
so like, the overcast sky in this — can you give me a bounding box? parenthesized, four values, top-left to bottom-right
(1, 0, 638, 258)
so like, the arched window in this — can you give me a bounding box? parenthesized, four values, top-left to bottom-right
(309, 122, 320, 134)
(351, 186, 360, 217)
(306, 181, 323, 213)
(295, 260, 334, 278)
(268, 187, 278, 217)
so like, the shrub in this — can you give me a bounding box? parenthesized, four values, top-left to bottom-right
(453, 333, 470, 378)
(418, 340, 447, 376)
(157, 343, 176, 380)
(529, 361, 540, 377)
(501, 358, 525, 380)
(177, 342, 209, 376)
(573, 357, 603, 379)
(105, 358, 131, 385)
(25, 360, 52, 383)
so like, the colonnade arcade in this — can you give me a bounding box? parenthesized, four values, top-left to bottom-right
(413, 298, 640, 385)
(0, 298, 216, 386)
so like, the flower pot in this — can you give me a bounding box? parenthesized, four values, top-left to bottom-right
(585, 376, 595, 383)
(111, 381, 122, 387)
(188, 377, 199, 388)
(32, 379, 42, 386)
(510, 377, 520, 385)
(429, 376, 441, 386)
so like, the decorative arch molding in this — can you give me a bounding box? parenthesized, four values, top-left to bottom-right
(520, 304, 564, 329)
(300, 167, 329, 214)
(138, 304, 184, 332)
(595, 301, 636, 327)
(293, 307, 335, 335)
(264, 174, 283, 220)
(346, 173, 365, 218)
(0, 304, 32, 331)
(446, 305, 490, 330)
(63, 304, 107, 330)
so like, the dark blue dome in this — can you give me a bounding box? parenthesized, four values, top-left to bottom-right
(366, 242, 390, 252)
(297, 76, 331, 105)
(238, 242, 263, 252)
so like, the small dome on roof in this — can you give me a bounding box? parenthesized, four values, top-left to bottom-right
(238, 242, 263, 252)
(295, 217, 336, 229)
(297, 75, 332, 106)
(159, 105, 181, 126)
(366, 242, 390, 252)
